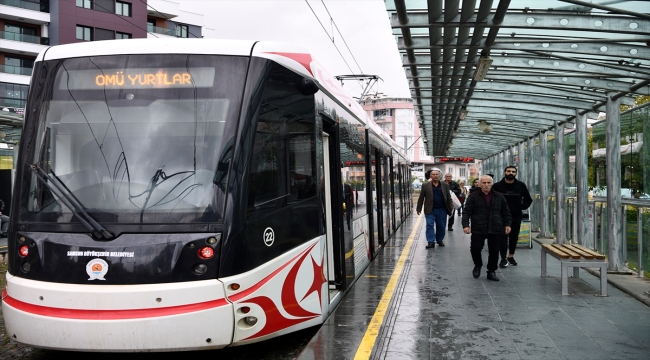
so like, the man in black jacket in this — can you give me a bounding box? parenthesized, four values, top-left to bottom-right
(444, 173, 461, 231)
(462, 175, 512, 281)
(492, 166, 533, 267)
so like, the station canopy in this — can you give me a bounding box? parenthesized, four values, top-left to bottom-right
(386, 0, 650, 158)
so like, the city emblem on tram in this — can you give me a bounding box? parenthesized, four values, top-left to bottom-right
(86, 258, 109, 280)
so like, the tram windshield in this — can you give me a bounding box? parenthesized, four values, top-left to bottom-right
(22, 54, 248, 224)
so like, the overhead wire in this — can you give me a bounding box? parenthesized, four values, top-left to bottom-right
(320, 0, 364, 74)
(304, 0, 365, 92)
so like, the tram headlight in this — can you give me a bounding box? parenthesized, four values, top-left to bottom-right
(19, 245, 28, 257)
(193, 264, 208, 275)
(21, 262, 31, 273)
(198, 246, 215, 259)
(244, 316, 258, 326)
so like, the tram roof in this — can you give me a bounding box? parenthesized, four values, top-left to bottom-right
(387, 0, 650, 159)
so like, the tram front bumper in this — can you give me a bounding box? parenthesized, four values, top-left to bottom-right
(2, 273, 235, 352)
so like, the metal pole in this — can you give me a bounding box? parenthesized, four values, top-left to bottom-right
(600, 202, 605, 253)
(518, 142, 526, 185)
(539, 131, 550, 238)
(465, 163, 469, 183)
(622, 205, 627, 263)
(638, 207, 644, 278)
(527, 137, 534, 193)
(606, 93, 623, 271)
(575, 111, 589, 245)
(555, 122, 566, 244)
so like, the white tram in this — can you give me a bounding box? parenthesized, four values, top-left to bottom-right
(3, 39, 411, 351)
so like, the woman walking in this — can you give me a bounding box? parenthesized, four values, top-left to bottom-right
(457, 180, 468, 216)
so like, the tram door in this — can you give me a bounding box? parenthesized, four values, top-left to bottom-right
(383, 155, 391, 239)
(372, 148, 384, 248)
(322, 129, 345, 293)
(323, 134, 335, 288)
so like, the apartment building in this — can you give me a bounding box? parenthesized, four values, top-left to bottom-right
(0, 0, 203, 111)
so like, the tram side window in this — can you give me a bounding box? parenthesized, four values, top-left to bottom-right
(247, 66, 316, 210)
(248, 121, 286, 206)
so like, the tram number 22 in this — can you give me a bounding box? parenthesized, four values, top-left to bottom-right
(263, 227, 275, 247)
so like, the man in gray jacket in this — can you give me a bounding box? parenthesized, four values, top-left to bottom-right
(462, 175, 512, 281)
(417, 169, 453, 248)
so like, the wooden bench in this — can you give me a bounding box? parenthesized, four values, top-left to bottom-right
(541, 243, 607, 296)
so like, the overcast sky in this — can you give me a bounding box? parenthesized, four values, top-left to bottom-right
(182, 0, 411, 99)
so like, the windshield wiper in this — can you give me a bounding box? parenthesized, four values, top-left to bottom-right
(28, 164, 114, 240)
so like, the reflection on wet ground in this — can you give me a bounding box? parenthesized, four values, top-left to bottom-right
(3, 212, 650, 360)
(302, 215, 650, 360)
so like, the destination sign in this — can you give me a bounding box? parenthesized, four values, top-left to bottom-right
(59, 68, 215, 90)
(436, 157, 474, 163)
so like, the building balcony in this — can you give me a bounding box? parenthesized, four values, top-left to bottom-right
(0, 2, 50, 25)
(147, 0, 180, 19)
(0, 0, 48, 12)
(0, 96, 26, 109)
(0, 72, 30, 85)
(1, 31, 48, 45)
(0, 64, 32, 76)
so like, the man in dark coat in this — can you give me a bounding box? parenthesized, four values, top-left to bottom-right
(462, 175, 512, 281)
(492, 166, 533, 267)
(417, 169, 453, 248)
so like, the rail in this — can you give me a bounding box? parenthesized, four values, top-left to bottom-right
(0, 30, 49, 45)
(0, 64, 33, 76)
(146, 25, 176, 37)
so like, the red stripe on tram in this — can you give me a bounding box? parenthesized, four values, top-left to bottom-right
(2, 289, 229, 320)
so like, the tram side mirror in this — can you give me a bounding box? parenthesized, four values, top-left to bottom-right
(296, 78, 320, 96)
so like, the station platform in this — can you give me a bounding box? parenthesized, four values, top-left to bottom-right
(299, 213, 650, 360)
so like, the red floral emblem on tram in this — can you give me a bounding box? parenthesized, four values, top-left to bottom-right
(231, 242, 327, 340)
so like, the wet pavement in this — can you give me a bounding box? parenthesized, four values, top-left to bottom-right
(2, 213, 650, 359)
(300, 214, 650, 360)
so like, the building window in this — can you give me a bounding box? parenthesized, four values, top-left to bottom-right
(94, 0, 114, 13)
(447, 167, 453, 175)
(94, 28, 114, 41)
(76, 26, 92, 41)
(116, 32, 132, 39)
(76, 0, 92, 9)
(5, 24, 37, 37)
(4, 57, 35, 76)
(116, 1, 131, 16)
(175, 24, 188, 38)
(459, 168, 466, 177)
(0, 82, 29, 109)
(147, 19, 156, 32)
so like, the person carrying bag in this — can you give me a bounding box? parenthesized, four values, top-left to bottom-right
(457, 180, 468, 216)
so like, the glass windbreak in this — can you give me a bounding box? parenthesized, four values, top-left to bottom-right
(23, 54, 248, 224)
(589, 104, 650, 199)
